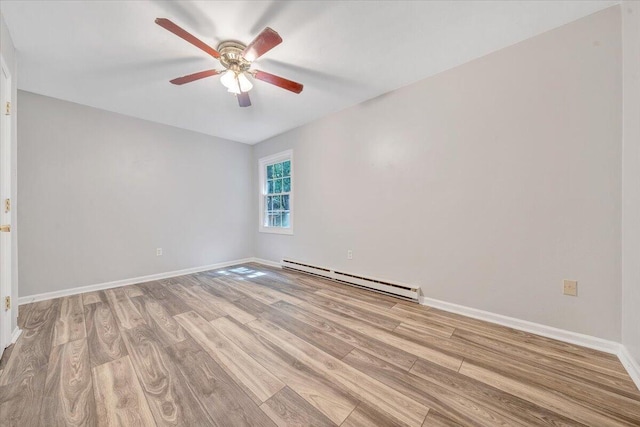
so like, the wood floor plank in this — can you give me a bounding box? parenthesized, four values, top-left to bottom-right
(165, 282, 225, 321)
(188, 285, 257, 324)
(342, 348, 523, 426)
(293, 300, 464, 371)
(237, 276, 309, 306)
(453, 331, 640, 410)
(451, 328, 640, 400)
(175, 311, 285, 404)
(0, 364, 47, 426)
(458, 360, 633, 426)
(211, 316, 359, 425)
(0, 299, 59, 386)
(393, 320, 457, 340)
(196, 274, 250, 301)
(349, 348, 585, 426)
(317, 289, 455, 338)
(85, 302, 128, 367)
(130, 295, 186, 347)
(82, 290, 108, 305)
(341, 402, 411, 427)
(53, 295, 86, 346)
(137, 281, 192, 316)
(245, 270, 322, 296)
(395, 303, 630, 380)
(41, 338, 96, 426)
(259, 306, 356, 359)
(105, 288, 146, 330)
(122, 324, 215, 426)
(167, 337, 277, 427)
(422, 411, 465, 427)
(408, 358, 583, 426)
(123, 284, 145, 298)
(456, 349, 640, 424)
(259, 386, 337, 427)
(247, 317, 430, 427)
(272, 300, 417, 371)
(314, 280, 401, 308)
(231, 278, 289, 305)
(92, 356, 156, 427)
(233, 295, 274, 315)
(296, 291, 401, 331)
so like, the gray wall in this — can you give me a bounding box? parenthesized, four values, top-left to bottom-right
(18, 91, 253, 297)
(622, 1, 640, 367)
(253, 7, 622, 340)
(1, 11, 19, 333)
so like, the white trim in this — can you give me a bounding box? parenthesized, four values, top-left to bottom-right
(419, 296, 621, 354)
(10, 327, 21, 344)
(258, 149, 294, 235)
(618, 345, 640, 391)
(250, 257, 282, 268)
(18, 258, 254, 305)
(0, 54, 13, 352)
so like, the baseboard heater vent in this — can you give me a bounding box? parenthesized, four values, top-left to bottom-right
(281, 259, 420, 302)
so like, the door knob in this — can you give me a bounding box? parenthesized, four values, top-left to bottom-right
(0, 225, 10, 232)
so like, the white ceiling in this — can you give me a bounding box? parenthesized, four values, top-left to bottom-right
(1, 0, 618, 144)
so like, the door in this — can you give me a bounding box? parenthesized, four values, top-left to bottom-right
(0, 55, 12, 356)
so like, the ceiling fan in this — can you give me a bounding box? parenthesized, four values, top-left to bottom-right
(155, 18, 303, 107)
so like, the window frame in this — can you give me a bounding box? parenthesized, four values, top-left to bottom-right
(258, 150, 293, 235)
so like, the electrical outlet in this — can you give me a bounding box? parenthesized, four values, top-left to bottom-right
(347, 250, 353, 260)
(156, 248, 163, 256)
(563, 280, 577, 296)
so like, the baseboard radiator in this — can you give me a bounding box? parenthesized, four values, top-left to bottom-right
(281, 259, 420, 302)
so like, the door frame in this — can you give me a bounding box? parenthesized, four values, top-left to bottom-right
(0, 53, 12, 354)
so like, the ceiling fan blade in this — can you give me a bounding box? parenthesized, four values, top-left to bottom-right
(155, 18, 220, 58)
(242, 27, 282, 62)
(253, 70, 303, 94)
(170, 69, 221, 85)
(237, 92, 251, 107)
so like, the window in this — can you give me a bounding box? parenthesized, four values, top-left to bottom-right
(259, 150, 293, 234)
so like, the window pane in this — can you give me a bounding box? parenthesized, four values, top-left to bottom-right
(282, 194, 289, 211)
(274, 162, 283, 178)
(274, 178, 282, 193)
(283, 161, 291, 177)
(267, 164, 274, 179)
(282, 212, 290, 227)
(268, 214, 277, 227)
(274, 214, 282, 227)
(267, 196, 274, 210)
(267, 180, 275, 194)
(283, 177, 291, 192)
(272, 195, 281, 210)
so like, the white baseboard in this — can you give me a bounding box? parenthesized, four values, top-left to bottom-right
(419, 296, 621, 355)
(18, 257, 254, 305)
(11, 327, 21, 344)
(250, 257, 282, 268)
(618, 345, 640, 391)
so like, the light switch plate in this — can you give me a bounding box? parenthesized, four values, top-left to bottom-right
(563, 280, 577, 296)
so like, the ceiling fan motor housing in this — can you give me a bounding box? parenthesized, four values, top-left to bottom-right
(218, 41, 251, 72)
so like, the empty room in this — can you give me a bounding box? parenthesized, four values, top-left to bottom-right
(0, 0, 639, 425)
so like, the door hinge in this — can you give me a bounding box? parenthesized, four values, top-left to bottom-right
(4, 198, 9, 213)
(5, 102, 9, 115)
(4, 296, 10, 311)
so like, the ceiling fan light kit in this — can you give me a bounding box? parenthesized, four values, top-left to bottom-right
(155, 18, 304, 107)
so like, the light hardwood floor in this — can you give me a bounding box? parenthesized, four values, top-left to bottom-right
(0, 263, 639, 426)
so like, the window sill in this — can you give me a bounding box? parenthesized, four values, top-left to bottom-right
(259, 227, 294, 235)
